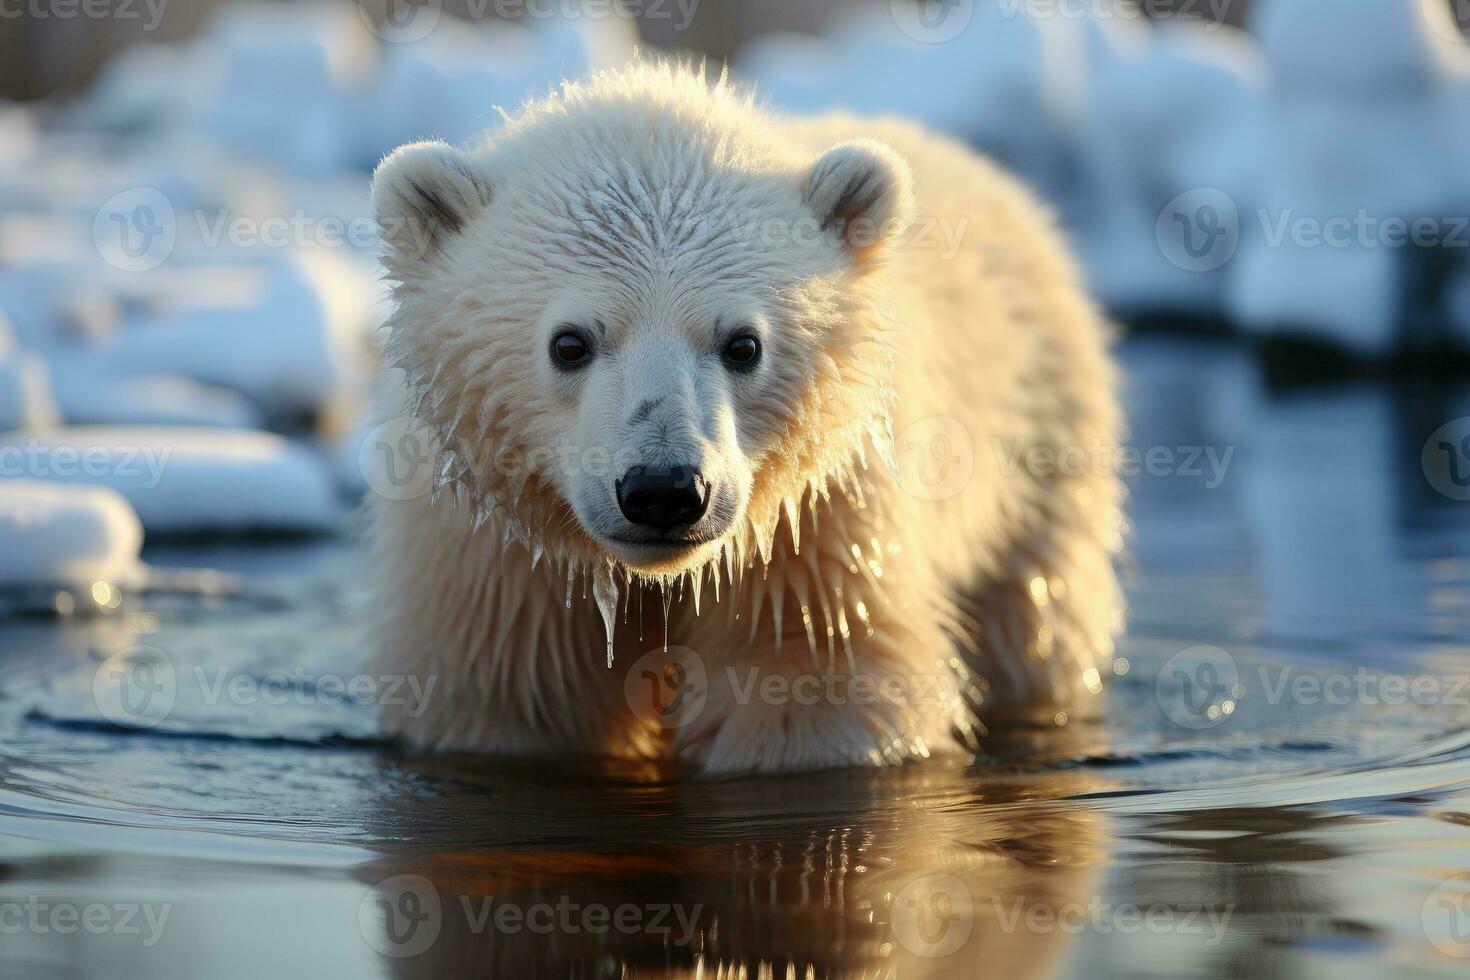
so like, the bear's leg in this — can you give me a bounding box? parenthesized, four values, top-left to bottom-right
(367, 496, 659, 759)
(670, 522, 975, 774)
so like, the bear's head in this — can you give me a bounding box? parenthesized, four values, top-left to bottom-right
(371, 64, 913, 580)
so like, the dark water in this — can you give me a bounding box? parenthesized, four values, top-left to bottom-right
(3, 336, 1470, 978)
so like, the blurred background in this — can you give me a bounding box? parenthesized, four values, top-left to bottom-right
(1, 0, 1469, 580)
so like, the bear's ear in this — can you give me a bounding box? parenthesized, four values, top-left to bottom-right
(371, 140, 491, 271)
(802, 139, 914, 270)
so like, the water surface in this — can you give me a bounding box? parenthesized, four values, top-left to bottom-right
(3, 336, 1470, 978)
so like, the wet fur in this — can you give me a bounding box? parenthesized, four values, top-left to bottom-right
(364, 63, 1125, 773)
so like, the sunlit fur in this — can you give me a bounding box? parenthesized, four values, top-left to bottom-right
(364, 62, 1125, 773)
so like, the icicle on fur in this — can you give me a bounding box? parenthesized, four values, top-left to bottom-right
(593, 562, 620, 668)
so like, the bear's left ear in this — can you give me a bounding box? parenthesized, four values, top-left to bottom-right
(371, 140, 492, 273)
(802, 139, 914, 271)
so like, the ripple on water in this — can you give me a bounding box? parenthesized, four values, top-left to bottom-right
(3, 338, 1470, 977)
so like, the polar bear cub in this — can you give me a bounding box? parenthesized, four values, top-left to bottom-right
(364, 62, 1125, 773)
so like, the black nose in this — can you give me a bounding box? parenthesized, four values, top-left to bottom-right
(616, 465, 710, 532)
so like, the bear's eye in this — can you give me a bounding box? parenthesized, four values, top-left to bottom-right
(550, 330, 592, 369)
(722, 333, 762, 371)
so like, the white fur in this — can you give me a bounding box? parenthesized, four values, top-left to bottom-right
(364, 63, 1125, 774)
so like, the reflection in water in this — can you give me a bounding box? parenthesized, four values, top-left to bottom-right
(2, 337, 1470, 978)
(355, 765, 1110, 978)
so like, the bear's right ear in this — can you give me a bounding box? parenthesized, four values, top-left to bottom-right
(802, 139, 914, 272)
(370, 141, 491, 272)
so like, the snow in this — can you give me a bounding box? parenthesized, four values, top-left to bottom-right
(1441, 49, 1470, 344)
(0, 2, 649, 579)
(737, 6, 1248, 317)
(68, 252, 372, 423)
(1230, 238, 1403, 355)
(1257, 0, 1441, 94)
(55, 0, 638, 176)
(0, 480, 144, 588)
(1, 428, 342, 535)
(0, 260, 118, 349)
(0, 0, 1465, 584)
(355, 15, 637, 166)
(1072, 21, 1266, 318)
(1233, 0, 1461, 354)
(65, 42, 209, 136)
(736, 5, 1102, 195)
(0, 351, 61, 432)
(0, 103, 36, 169)
(736, 0, 1470, 355)
(47, 369, 266, 429)
(200, 1, 378, 176)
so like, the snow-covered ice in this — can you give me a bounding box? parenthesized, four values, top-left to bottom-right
(0, 0, 1464, 601)
(0, 102, 36, 169)
(46, 368, 266, 429)
(1073, 21, 1266, 318)
(1231, 0, 1462, 354)
(735, 0, 1470, 357)
(736, 3, 1111, 203)
(68, 252, 372, 423)
(1, 428, 342, 535)
(1438, 38, 1470, 344)
(0, 480, 144, 588)
(0, 257, 120, 350)
(0, 351, 61, 432)
(354, 15, 637, 165)
(200, 0, 378, 176)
